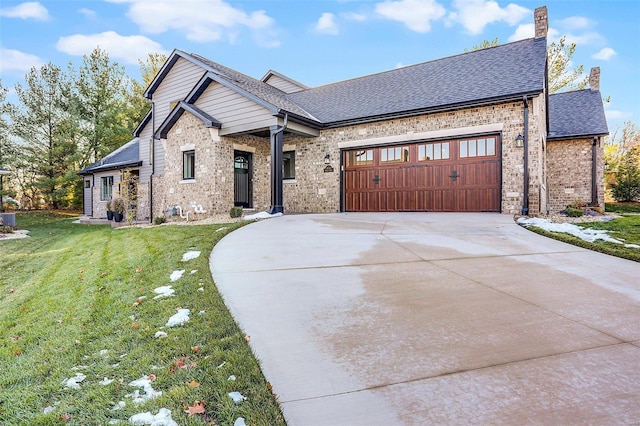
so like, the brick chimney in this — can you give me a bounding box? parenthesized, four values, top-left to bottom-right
(534, 6, 548, 39)
(589, 67, 600, 91)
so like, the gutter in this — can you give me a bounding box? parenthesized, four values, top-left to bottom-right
(150, 101, 155, 223)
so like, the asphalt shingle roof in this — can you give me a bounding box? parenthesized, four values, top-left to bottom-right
(286, 37, 548, 125)
(548, 89, 609, 139)
(78, 139, 140, 175)
(185, 53, 320, 122)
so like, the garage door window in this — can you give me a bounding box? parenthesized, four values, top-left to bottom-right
(418, 142, 449, 161)
(460, 137, 496, 158)
(347, 149, 374, 166)
(381, 146, 409, 163)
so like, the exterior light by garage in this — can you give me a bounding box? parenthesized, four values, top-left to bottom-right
(515, 134, 525, 148)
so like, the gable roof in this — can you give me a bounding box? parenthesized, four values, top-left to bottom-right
(78, 139, 142, 175)
(261, 69, 309, 92)
(155, 101, 222, 139)
(548, 89, 609, 140)
(134, 109, 152, 137)
(286, 37, 548, 126)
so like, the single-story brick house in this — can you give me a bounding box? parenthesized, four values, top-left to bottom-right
(79, 6, 608, 222)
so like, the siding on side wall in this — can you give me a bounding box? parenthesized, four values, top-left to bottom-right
(194, 83, 276, 135)
(264, 74, 306, 93)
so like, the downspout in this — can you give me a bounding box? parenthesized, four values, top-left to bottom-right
(150, 101, 155, 223)
(522, 96, 529, 216)
(591, 137, 598, 206)
(269, 113, 288, 214)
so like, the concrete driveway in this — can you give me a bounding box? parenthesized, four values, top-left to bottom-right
(210, 213, 640, 425)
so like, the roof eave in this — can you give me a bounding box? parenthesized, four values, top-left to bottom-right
(547, 131, 609, 141)
(78, 161, 143, 176)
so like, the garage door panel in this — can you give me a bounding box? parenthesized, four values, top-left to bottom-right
(344, 136, 501, 212)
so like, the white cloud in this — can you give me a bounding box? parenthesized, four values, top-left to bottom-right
(451, 0, 529, 35)
(78, 8, 96, 19)
(56, 31, 168, 65)
(343, 12, 367, 22)
(560, 16, 591, 30)
(563, 31, 603, 46)
(0, 48, 43, 73)
(605, 109, 632, 121)
(375, 0, 446, 33)
(509, 24, 559, 42)
(315, 13, 339, 35)
(107, 0, 278, 46)
(592, 47, 616, 61)
(0, 1, 49, 20)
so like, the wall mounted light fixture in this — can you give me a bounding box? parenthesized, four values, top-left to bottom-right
(324, 153, 331, 164)
(515, 134, 524, 148)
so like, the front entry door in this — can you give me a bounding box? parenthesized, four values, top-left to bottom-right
(83, 178, 92, 216)
(234, 151, 252, 208)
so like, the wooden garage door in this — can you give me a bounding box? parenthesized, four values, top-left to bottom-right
(343, 136, 501, 212)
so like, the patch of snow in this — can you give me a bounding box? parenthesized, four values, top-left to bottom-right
(169, 270, 185, 282)
(154, 331, 168, 339)
(43, 406, 55, 414)
(111, 401, 126, 411)
(190, 270, 197, 274)
(153, 286, 175, 299)
(62, 373, 86, 389)
(108, 420, 121, 425)
(517, 217, 627, 244)
(625, 243, 640, 249)
(198, 310, 206, 316)
(244, 211, 283, 220)
(166, 309, 190, 327)
(216, 226, 228, 232)
(99, 349, 109, 356)
(234, 418, 246, 426)
(227, 375, 236, 381)
(71, 365, 88, 370)
(217, 361, 226, 369)
(181, 251, 201, 261)
(129, 408, 177, 426)
(127, 376, 162, 404)
(129, 315, 136, 321)
(111, 363, 120, 368)
(228, 391, 246, 404)
(197, 287, 204, 292)
(100, 377, 114, 386)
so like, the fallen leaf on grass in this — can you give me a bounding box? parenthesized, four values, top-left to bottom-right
(9, 288, 15, 293)
(184, 400, 205, 416)
(13, 349, 21, 356)
(245, 335, 250, 342)
(148, 374, 157, 382)
(170, 357, 197, 372)
(101, 272, 108, 277)
(20, 306, 26, 312)
(10, 336, 20, 342)
(191, 346, 200, 353)
(132, 323, 140, 329)
(187, 380, 200, 388)
(135, 267, 143, 273)
(60, 414, 70, 421)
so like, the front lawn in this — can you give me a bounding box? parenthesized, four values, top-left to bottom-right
(0, 212, 285, 425)
(522, 213, 640, 263)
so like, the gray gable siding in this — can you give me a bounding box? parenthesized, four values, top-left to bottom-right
(548, 90, 608, 139)
(194, 83, 276, 135)
(262, 71, 308, 93)
(287, 38, 547, 126)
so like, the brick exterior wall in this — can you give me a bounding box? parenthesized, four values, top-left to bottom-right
(150, 94, 606, 218)
(547, 138, 604, 212)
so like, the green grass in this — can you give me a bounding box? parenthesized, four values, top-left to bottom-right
(523, 214, 640, 263)
(0, 212, 285, 425)
(606, 202, 640, 214)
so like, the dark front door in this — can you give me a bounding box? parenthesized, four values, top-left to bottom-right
(234, 151, 252, 208)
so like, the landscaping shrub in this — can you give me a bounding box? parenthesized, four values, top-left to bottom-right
(566, 207, 585, 217)
(153, 215, 166, 225)
(230, 206, 243, 218)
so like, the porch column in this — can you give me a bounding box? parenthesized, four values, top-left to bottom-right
(269, 125, 284, 214)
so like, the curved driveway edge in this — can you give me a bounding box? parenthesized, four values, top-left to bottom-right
(210, 213, 640, 425)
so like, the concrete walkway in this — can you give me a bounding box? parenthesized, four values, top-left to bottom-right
(210, 213, 640, 425)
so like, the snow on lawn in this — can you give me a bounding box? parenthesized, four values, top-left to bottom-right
(166, 309, 190, 327)
(62, 373, 86, 389)
(169, 270, 185, 282)
(153, 286, 175, 299)
(127, 376, 162, 404)
(234, 418, 246, 426)
(181, 251, 201, 261)
(129, 408, 177, 426)
(243, 211, 282, 220)
(154, 331, 168, 339)
(517, 217, 640, 248)
(228, 391, 246, 404)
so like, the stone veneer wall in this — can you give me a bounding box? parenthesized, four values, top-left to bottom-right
(546, 138, 604, 212)
(152, 98, 552, 216)
(91, 170, 122, 219)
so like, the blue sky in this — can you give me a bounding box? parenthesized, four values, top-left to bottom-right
(1, 0, 638, 132)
